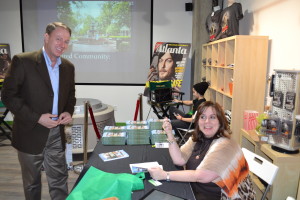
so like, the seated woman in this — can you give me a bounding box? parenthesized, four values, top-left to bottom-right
(148, 101, 256, 200)
(169, 81, 209, 136)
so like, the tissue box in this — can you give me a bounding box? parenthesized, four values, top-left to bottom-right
(244, 110, 259, 130)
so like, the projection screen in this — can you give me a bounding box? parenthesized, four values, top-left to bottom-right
(21, 0, 152, 84)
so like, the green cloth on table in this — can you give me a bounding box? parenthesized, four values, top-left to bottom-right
(67, 166, 145, 200)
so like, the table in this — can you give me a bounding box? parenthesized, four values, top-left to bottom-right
(74, 143, 196, 200)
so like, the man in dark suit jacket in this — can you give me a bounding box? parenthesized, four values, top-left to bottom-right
(1, 22, 76, 200)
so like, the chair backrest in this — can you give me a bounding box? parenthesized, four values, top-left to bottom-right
(149, 81, 173, 103)
(242, 148, 279, 185)
(192, 111, 198, 121)
(149, 80, 172, 91)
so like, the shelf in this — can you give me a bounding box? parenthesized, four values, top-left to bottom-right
(202, 35, 269, 142)
(203, 65, 234, 69)
(209, 87, 232, 98)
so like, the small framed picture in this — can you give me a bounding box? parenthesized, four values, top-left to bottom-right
(280, 120, 293, 139)
(284, 92, 296, 111)
(272, 91, 283, 108)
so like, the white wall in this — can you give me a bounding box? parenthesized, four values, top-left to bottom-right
(2, 0, 299, 122)
(0, 0, 22, 121)
(0, 0, 193, 122)
(236, 0, 300, 106)
(231, 0, 300, 75)
(0, 0, 22, 55)
(153, 0, 193, 44)
(75, 85, 156, 122)
(76, 0, 193, 122)
(153, 0, 193, 111)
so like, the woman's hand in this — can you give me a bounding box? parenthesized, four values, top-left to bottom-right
(148, 167, 166, 181)
(175, 114, 183, 120)
(147, 66, 158, 81)
(163, 118, 173, 135)
(173, 99, 180, 103)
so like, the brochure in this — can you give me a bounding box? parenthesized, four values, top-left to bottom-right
(99, 150, 129, 162)
(130, 161, 162, 173)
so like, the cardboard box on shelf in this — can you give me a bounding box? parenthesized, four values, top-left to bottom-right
(243, 110, 259, 130)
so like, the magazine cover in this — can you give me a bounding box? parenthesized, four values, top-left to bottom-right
(99, 150, 129, 162)
(144, 42, 191, 95)
(0, 43, 11, 79)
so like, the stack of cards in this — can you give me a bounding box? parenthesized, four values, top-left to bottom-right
(126, 125, 150, 145)
(150, 130, 175, 144)
(103, 126, 127, 133)
(101, 132, 127, 145)
(126, 120, 148, 126)
(150, 130, 168, 144)
(148, 119, 164, 130)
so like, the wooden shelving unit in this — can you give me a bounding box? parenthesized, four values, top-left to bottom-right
(201, 35, 269, 142)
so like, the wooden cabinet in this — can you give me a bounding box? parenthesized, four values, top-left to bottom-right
(201, 35, 269, 142)
(240, 129, 300, 200)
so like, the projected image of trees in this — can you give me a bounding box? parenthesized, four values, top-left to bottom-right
(57, 1, 132, 52)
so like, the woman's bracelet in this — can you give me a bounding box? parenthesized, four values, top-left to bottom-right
(166, 172, 170, 181)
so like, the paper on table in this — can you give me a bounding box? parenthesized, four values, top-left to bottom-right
(130, 161, 163, 173)
(99, 150, 129, 162)
(154, 142, 169, 148)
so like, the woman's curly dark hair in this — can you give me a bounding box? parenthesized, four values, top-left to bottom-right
(192, 101, 232, 142)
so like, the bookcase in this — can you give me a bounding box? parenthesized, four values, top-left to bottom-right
(201, 35, 269, 142)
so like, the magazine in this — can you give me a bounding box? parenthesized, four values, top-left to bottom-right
(144, 42, 191, 96)
(0, 43, 11, 79)
(99, 150, 129, 162)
